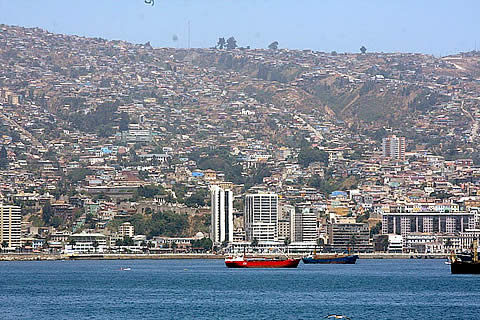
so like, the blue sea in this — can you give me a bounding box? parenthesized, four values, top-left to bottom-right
(0, 259, 478, 319)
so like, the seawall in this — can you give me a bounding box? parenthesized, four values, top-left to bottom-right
(0, 253, 448, 261)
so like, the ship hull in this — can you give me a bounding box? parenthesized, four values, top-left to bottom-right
(302, 255, 359, 264)
(225, 258, 300, 268)
(451, 261, 480, 274)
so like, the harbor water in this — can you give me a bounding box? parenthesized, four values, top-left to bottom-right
(0, 259, 479, 319)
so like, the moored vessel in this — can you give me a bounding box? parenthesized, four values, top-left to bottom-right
(224, 255, 301, 268)
(451, 240, 480, 274)
(302, 253, 359, 264)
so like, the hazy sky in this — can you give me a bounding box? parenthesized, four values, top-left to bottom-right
(0, 0, 478, 56)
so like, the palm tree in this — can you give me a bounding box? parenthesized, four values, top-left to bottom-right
(284, 237, 291, 255)
(1, 240, 8, 253)
(92, 240, 99, 253)
(315, 238, 324, 255)
(348, 235, 358, 253)
(251, 238, 259, 252)
(445, 238, 453, 251)
(382, 237, 390, 252)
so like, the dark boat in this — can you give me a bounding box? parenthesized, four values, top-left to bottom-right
(302, 253, 359, 264)
(451, 240, 480, 274)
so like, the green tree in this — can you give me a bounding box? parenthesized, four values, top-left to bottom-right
(137, 185, 165, 199)
(50, 216, 63, 228)
(370, 222, 382, 237)
(217, 37, 226, 49)
(93, 240, 99, 252)
(1, 240, 8, 252)
(382, 237, 389, 252)
(68, 168, 92, 184)
(0, 146, 8, 169)
(268, 41, 279, 50)
(119, 112, 129, 131)
(42, 202, 52, 225)
(123, 236, 134, 246)
(191, 238, 213, 251)
(185, 190, 207, 208)
(251, 238, 259, 250)
(348, 235, 358, 253)
(226, 37, 237, 50)
(297, 147, 328, 167)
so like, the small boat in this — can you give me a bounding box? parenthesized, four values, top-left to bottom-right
(224, 255, 300, 268)
(302, 253, 359, 264)
(120, 267, 131, 271)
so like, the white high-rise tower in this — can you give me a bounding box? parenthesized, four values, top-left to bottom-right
(210, 186, 233, 244)
(244, 193, 278, 242)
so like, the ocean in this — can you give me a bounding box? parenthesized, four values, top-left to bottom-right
(0, 259, 478, 319)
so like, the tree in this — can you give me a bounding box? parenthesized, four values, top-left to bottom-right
(1, 240, 8, 252)
(298, 147, 328, 167)
(119, 112, 129, 131)
(123, 236, 134, 246)
(360, 46, 367, 54)
(316, 237, 324, 248)
(191, 238, 213, 252)
(251, 238, 259, 251)
(348, 235, 358, 253)
(184, 190, 207, 208)
(42, 202, 52, 225)
(226, 37, 237, 50)
(445, 238, 453, 251)
(0, 146, 8, 169)
(382, 237, 389, 252)
(93, 240, 99, 253)
(217, 37, 226, 49)
(268, 41, 279, 50)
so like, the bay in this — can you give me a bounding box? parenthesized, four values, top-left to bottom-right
(0, 259, 478, 319)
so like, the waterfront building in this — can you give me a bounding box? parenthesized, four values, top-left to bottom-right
(327, 223, 372, 252)
(244, 193, 278, 242)
(382, 135, 406, 160)
(211, 185, 233, 244)
(68, 232, 108, 253)
(119, 222, 135, 238)
(381, 212, 475, 244)
(277, 219, 290, 242)
(291, 208, 317, 243)
(0, 205, 21, 249)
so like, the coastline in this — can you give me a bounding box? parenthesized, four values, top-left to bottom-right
(0, 252, 448, 261)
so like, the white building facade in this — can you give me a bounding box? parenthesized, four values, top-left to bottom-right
(244, 193, 278, 242)
(291, 208, 317, 243)
(0, 205, 21, 249)
(210, 185, 233, 244)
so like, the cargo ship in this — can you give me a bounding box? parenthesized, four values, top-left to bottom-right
(224, 255, 301, 268)
(302, 253, 359, 264)
(451, 240, 480, 274)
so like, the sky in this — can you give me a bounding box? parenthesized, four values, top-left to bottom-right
(0, 0, 478, 56)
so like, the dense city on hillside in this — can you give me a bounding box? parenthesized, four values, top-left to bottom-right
(2, 24, 480, 255)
